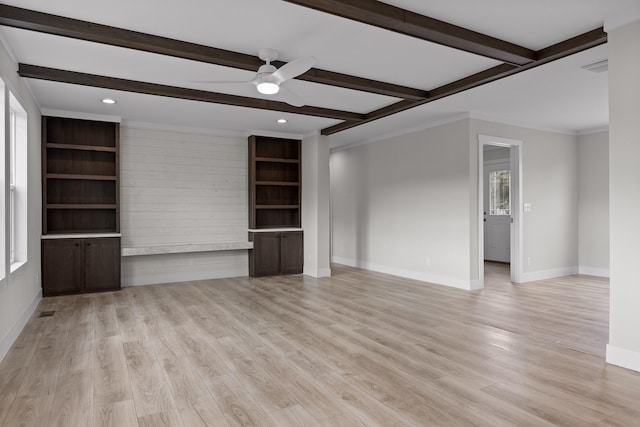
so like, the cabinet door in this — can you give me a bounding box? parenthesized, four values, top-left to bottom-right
(84, 237, 121, 292)
(251, 232, 281, 276)
(280, 231, 303, 275)
(42, 239, 83, 296)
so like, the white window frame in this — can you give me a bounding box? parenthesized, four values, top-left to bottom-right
(8, 91, 27, 274)
(9, 106, 15, 264)
(0, 82, 28, 286)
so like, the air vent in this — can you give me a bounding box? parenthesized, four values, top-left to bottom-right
(38, 310, 55, 317)
(582, 60, 608, 73)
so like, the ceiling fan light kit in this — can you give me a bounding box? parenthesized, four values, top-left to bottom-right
(197, 47, 315, 105)
(256, 78, 280, 95)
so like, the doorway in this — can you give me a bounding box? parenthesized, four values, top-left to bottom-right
(483, 154, 511, 263)
(478, 135, 523, 286)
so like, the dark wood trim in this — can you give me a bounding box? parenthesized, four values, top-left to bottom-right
(294, 66, 427, 100)
(322, 28, 607, 135)
(427, 64, 518, 100)
(18, 64, 365, 122)
(0, 4, 426, 100)
(536, 27, 607, 61)
(282, 0, 536, 65)
(4, 5, 608, 135)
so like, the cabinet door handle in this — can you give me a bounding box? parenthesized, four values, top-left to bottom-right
(86, 242, 91, 246)
(75, 243, 80, 247)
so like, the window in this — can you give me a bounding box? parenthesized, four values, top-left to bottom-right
(9, 106, 16, 263)
(489, 169, 510, 215)
(8, 92, 27, 271)
(0, 78, 4, 280)
(0, 77, 29, 285)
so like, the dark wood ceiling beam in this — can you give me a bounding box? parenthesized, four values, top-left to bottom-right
(283, 0, 537, 65)
(0, 4, 426, 100)
(322, 28, 607, 135)
(18, 64, 364, 121)
(291, 66, 428, 100)
(322, 65, 517, 135)
(536, 27, 607, 61)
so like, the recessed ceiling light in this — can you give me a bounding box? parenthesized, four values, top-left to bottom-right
(101, 98, 117, 104)
(277, 118, 288, 124)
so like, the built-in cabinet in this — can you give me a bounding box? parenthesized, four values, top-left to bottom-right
(248, 135, 303, 276)
(41, 237, 121, 296)
(41, 116, 121, 296)
(249, 231, 303, 276)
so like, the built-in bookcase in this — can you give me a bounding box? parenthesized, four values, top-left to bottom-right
(248, 135, 303, 276)
(42, 116, 119, 234)
(41, 116, 121, 296)
(248, 135, 301, 229)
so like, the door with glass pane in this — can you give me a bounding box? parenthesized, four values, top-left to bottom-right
(484, 161, 511, 262)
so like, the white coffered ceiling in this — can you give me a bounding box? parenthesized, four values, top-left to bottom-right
(1, 0, 638, 148)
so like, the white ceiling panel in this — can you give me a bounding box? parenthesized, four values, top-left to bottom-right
(0, 0, 637, 145)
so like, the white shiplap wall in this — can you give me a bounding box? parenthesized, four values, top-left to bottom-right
(120, 126, 249, 286)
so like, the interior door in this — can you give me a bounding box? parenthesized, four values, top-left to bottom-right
(484, 161, 511, 262)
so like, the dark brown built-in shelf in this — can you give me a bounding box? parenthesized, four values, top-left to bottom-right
(42, 116, 120, 235)
(256, 205, 300, 209)
(47, 174, 117, 180)
(256, 181, 299, 186)
(249, 135, 301, 230)
(47, 143, 117, 152)
(41, 116, 122, 296)
(255, 157, 299, 163)
(248, 135, 303, 277)
(46, 204, 118, 209)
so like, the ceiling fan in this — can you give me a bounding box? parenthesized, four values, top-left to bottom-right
(196, 48, 316, 107)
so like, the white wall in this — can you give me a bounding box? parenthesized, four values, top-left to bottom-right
(331, 119, 473, 289)
(0, 40, 42, 362)
(578, 131, 609, 277)
(607, 18, 640, 372)
(302, 134, 331, 277)
(330, 117, 582, 290)
(469, 119, 579, 282)
(120, 126, 249, 286)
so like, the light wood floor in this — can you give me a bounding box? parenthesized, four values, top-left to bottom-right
(1, 263, 640, 426)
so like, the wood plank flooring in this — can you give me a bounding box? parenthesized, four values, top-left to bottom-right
(2, 262, 640, 426)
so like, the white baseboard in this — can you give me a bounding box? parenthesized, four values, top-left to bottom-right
(469, 279, 484, 290)
(0, 288, 41, 363)
(121, 268, 248, 287)
(606, 344, 640, 373)
(332, 256, 473, 290)
(303, 267, 332, 278)
(521, 266, 579, 282)
(578, 266, 610, 278)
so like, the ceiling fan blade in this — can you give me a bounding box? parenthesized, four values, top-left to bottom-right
(190, 80, 254, 85)
(272, 56, 316, 83)
(277, 85, 305, 107)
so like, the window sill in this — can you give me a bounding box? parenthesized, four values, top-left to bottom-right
(10, 260, 26, 275)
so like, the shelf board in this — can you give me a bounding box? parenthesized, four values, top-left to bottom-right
(47, 173, 117, 181)
(255, 157, 299, 164)
(46, 204, 117, 209)
(254, 225, 300, 229)
(256, 181, 300, 186)
(256, 205, 300, 209)
(47, 143, 116, 152)
(46, 229, 118, 235)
